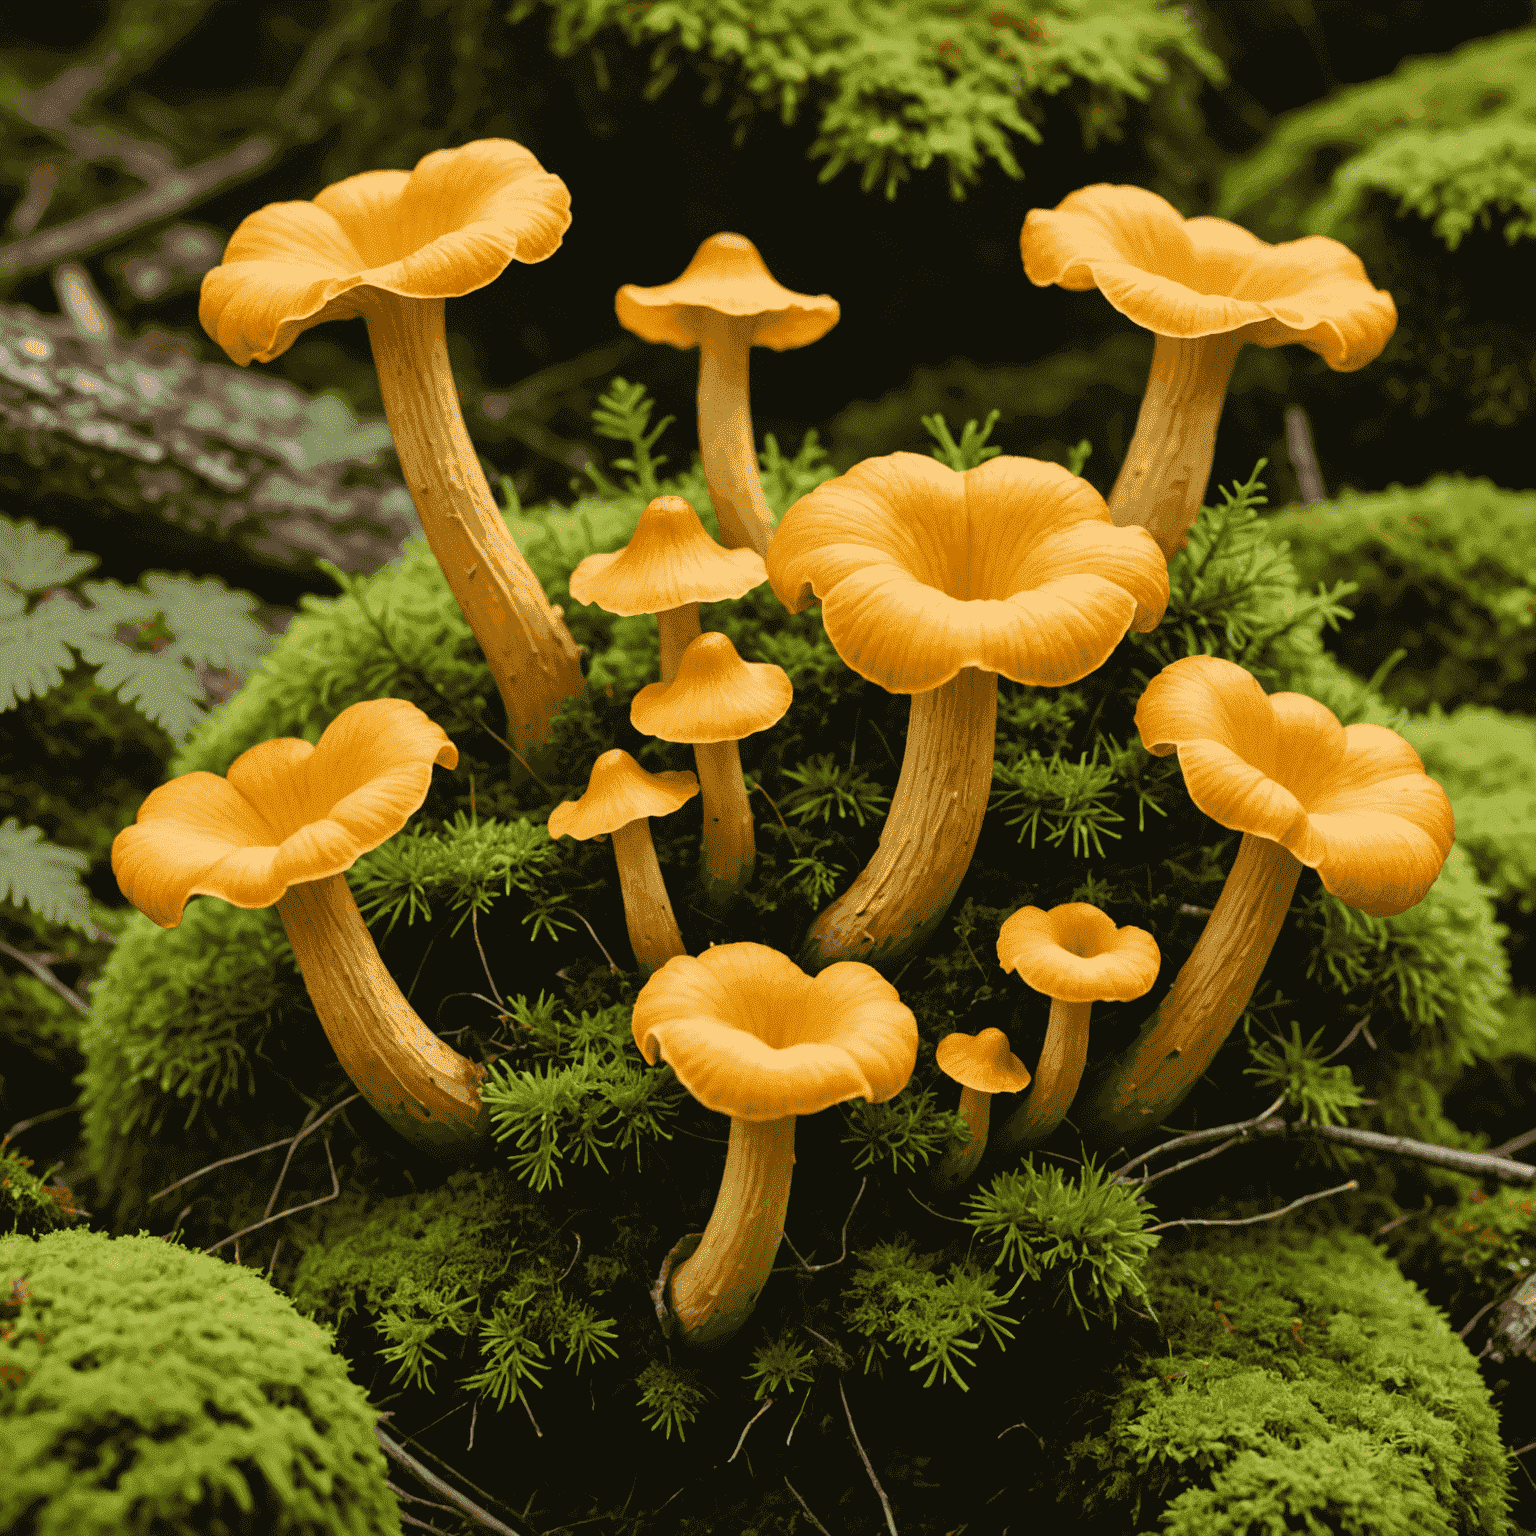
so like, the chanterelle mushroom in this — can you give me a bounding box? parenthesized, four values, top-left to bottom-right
(766, 451, 1168, 973)
(547, 749, 698, 975)
(931, 1028, 1031, 1192)
(1021, 184, 1397, 559)
(199, 139, 586, 759)
(1076, 655, 1455, 1147)
(616, 233, 839, 558)
(111, 698, 488, 1155)
(634, 942, 916, 1348)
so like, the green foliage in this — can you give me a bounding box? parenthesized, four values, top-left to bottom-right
(842, 1236, 1018, 1389)
(634, 1359, 711, 1440)
(779, 751, 891, 827)
(0, 818, 93, 936)
(744, 1330, 818, 1399)
(1270, 476, 1536, 714)
(922, 408, 1001, 470)
(840, 1087, 968, 1174)
(965, 1156, 1160, 1327)
(1392, 1181, 1536, 1325)
(512, 0, 1222, 198)
(1243, 1021, 1367, 1127)
(0, 1229, 400, 1536)
(990, 741, 1141, 856)
(1053, 1222, 1512, 1536)
(0, 1152, 85, 1236)
(0, 512, 271, 740)
(584, 376, 676, 500)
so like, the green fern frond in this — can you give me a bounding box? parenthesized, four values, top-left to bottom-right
(635, 1360, 710, 1440)
(1243, 1020, 1366, 1128)
(841, 1088, 968, 1175)
(780, 752, 891, 828)
(923, 409, 1002, 471)
(587, 377, 675, 499)
(745, 1331, 818, 1400)
(0, 818, 95, 936)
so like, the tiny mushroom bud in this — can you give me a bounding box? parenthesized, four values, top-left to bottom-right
(1021, 184, 1397, 559)
(568, 493, 767, 685)
(110, 699, 488, 1156)
(630, 630, 792, 908)
(767, 452, 1168, 973)
(547, 749, 699, 975)
(634, 943, 917, 1348)
(931, 1028, 1031, 1192)
(993, 903, 1159, 1155)
(199, 140, 586, 758)
(1076, 655, 1455, 1148)
(616, 234, 840, 558)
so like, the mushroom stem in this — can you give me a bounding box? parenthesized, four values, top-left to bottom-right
(697, 310, 776, 559)
(1077, 832, 1303, 1147)
(275, 873, 490, 1155)
(932, 1086, 993, 1191)
(995, 998, 1094, 1153)
(361, 292, 587, 758)
(668, 1114, 796, 1348)
(1109, 332, 1246, 561)
(657, 602, 702, 686)
(610, 818, 687, 974)
(802, 666, 998, 972)
(693, 738, 756, 907)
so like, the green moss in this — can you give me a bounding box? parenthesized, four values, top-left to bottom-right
(0, 1152, 85, 1237)
(0, 1229, 398, 1536)
(1052, 1222, 1513, 1535)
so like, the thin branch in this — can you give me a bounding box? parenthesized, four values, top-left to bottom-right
(906, 1187, 973, 1225)
(1489, 1125, 1536, 1160)
(1146, 1179, 1359, 1234)
(264, 1099, 336, 1220)
(0, 938, 90, 1014)
(1132, 1134, 1250, 1194)
(388, 1483, 464, 1517)
(728, 1398, 774, 1463)
(783, 1478, 833, 1536)
(780, 1177, 867, 1273)
(471, 907, 505, 1011)
(556, 1232, 583, 1282)
(202, 1136, 340, 1256)
(840, 1377, 899, 1536)
(377, 1430, 535, 1536)
(1, 1101, 81, 1152)
(150, 1136, 297, 1204)
(399, 1513, 453, 1536)
(1312, 1124, 1536, 1184)
(1458, 1294, 1501, 1340)
(1111, 1095, 1288, 1185)
(568, 909, 619, 973)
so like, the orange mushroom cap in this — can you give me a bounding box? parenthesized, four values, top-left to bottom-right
(935, 1028, 1032, 1094)
(200, 139, 571, 366)
(632, 943, 917, 1120)
(1021, 184, 1396, 372)
(630, 630, 793, 743)
(997, 903, 1160, 1002)
(615, 233, 840, 352)
(111, 699, 457, 928)
(547, 749, 699, 840)
(1137, 655, 1455, 917)
(568, 495, 766, 615)
(764, 452, 1169, 694)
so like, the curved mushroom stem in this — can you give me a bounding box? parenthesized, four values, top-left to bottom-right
(1076, 833, 1303, 1149)
(657, 602, 702, 686)
(994, 998, 1093, 1154)
(1109, 332, 1246, 561)
(693, 738, 755, 909)
(667, 1114, 796, 1348)
(801, 666, 998, 973)
(610, 818, 687, 975)
(697, 310, 776, 559)
(361, 292, 587, 760)
(275, 873, 490, 1156)
(932, 1086, 993, 1192)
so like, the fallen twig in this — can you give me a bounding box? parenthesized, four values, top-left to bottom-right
(377, 1429, 534, 1536)
(840, 1376, 899, 1536)
(1146, 1179, 1360, 1233)
(0, 939, 90, 1014)
(781, 1176, 867, 1273)
(202, 1136, 339, 1257)
(728, 1398, 774, 1463)
(1, 1101, 81, 1152)
(783, 1478, 833, 1536)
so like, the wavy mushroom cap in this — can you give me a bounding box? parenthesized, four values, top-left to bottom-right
(1021, 184, 1396, 371)
(615, 232, 840, 352)
(632, 943, 917, 1119)
(997, 903, 1161, 1003)
(547, 749, 700, 841)
(200, 139, 572, 366)
(112, 699, 457, 928)
(630, 630, 793, 743)
(568, 495, 767, 615)
(1137, 655, 1456, 917)
(935, 1027, 1032, 1094)
(765, 452, 1169, 694)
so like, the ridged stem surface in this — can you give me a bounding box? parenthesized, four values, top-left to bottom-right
(693, 738, 755, 906)
(932, 1086, 992, 1192)
(657, 603, 702, 686)
(611, 819, 686, 974)
(696, 310, 775, 558)
(995, 998, 1093, 1153)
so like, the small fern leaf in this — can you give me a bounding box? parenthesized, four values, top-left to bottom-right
(139, 571, 271, 673)
(80, 639, 206, 741)
(0, 595, 95, 711)
(0, 514, 98, 594)
(76, 577, 157, 630)
(0, 818, 95, 935)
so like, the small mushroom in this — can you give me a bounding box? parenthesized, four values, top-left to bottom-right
(931, 1028, 1031, 1192)
(992, 903, 1159, 1155)
(110, 699, 488, 1155)
(1076, 655, 1456, 1147)
(1021, 184, 1397, 559)
(568, 493, 767, 685)
(633, 942, 917, 1347)
(200, 140, 586, 758)
(547, 750, 699, 975)
(630, 630, 792, 907)
(616, 233, 840, 558)
(766, 452, 1168, 972)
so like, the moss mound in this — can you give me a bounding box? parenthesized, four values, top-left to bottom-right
(0, 1228, 398, 1536)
